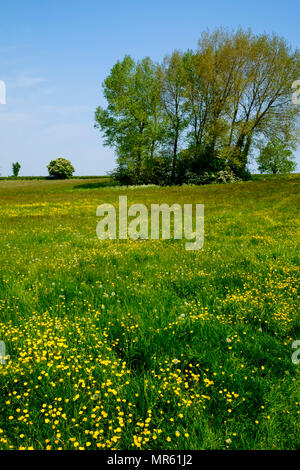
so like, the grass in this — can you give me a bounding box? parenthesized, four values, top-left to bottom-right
(0, 175, 299, 450)
(0, 175, 110, 180)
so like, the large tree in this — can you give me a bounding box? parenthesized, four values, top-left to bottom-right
(160, 51, 187, 183)
(95, 55, 165, 182)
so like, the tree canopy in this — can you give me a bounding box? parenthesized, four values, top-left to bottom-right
(47, 158, 75, 179)
(95, 28, 300, 185)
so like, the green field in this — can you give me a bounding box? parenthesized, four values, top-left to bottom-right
(0, 176, 299, 450)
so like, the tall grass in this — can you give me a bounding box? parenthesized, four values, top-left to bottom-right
(0, 176, 299, 450)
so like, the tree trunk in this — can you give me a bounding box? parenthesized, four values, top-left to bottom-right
(171, 127, 179, 184)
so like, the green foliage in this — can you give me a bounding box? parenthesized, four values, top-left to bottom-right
(257, 139, 297, 174)
(111, 157, 172, 185)
(185, 168, 240, 185)
(95, 28, 300, 185)
(47, 158, 75, 179)
(12, 162, 21, 177)
(0, 176, 109, 181)
(161, 51, 187, 182)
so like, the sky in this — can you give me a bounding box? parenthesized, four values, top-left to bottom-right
(0, 0, 299, 176)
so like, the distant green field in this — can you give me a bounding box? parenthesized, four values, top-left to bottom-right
(0, 175, 110, 180)
(0, 176, 299, 450)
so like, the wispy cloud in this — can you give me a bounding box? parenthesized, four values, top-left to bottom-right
(11, 72, 46, 89)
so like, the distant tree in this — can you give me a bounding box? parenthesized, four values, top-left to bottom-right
(12, 162, 21, 177)
(47, 158, 75, 179)
(257, 138, 297, 174)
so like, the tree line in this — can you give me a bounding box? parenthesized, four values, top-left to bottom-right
(95, 28, 300, 185)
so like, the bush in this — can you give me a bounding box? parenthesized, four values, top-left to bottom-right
(185, 168, 240, 185)
(145, 157, 172, 185)
(111, 157, 172, 186)
(47, 158, 75, 179)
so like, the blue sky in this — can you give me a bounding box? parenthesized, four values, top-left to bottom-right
(0, 0, 299, 176)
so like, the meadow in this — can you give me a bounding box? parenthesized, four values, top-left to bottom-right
(0, 175, 299, 450)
